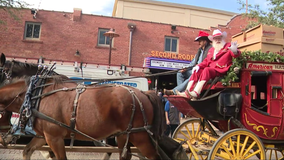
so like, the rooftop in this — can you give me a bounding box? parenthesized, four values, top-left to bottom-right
(112, 0, 237, 17)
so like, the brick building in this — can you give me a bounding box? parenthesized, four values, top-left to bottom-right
(0, 8, 249, 90)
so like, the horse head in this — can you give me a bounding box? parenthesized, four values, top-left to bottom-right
(0, 53, 39, 145)
(0, 53, 41, 86)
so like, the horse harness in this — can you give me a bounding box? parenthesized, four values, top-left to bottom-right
(69, 84, 85, 148)
(17, 75, 86, 146)
(18, 76, 153, 155)
(114, 85, 153, 159)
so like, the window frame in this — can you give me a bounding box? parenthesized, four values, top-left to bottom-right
(97, 28, 115, 47)
(24, 22, 42, 40)
(164, 36, 179, 53)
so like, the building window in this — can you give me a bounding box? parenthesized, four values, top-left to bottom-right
(165, 37, 178, 53)
(24, 22, 41, 40)
(98, 29, 111, 46)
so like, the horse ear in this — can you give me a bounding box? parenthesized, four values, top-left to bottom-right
(0, 53, 6, 67)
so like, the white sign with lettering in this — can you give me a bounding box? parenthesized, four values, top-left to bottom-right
(150, 60, 190, 69)
(246, 62, 284, 71)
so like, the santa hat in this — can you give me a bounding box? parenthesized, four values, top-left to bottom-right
(208, 29, 227, 41)
(195, 31, 210, 41)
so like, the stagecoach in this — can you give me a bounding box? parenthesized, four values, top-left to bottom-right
(166, 58, 284, 159)
(2, 50, 284, 160)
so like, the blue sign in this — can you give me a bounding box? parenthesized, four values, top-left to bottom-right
(70, 77, 138, 88)
(100, 81, 138, 87)
(70, 77, 92, 85)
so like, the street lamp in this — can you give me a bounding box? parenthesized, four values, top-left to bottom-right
(104, 28, 119, 65)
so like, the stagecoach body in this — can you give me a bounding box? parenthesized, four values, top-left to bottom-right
(167, 61, 284, 159)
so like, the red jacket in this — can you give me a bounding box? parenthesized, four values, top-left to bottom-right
(197, 43, 241, 74)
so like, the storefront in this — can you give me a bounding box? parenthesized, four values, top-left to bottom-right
(144, 50, 192, 91)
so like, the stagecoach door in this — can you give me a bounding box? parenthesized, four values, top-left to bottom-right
(241, 70, 283, 140)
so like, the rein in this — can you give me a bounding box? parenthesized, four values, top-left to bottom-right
(34, 66, 194, 84)
(0, 88, 25, 113)
(31, 84, 116, 100)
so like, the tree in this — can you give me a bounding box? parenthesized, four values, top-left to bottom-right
(0, 0, 28, 23)
(238, 0, 284, 29)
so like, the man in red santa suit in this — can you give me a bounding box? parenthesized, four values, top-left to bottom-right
(177, 29, 241, 99)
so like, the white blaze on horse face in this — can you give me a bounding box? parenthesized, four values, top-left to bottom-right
(0, 114, 2, 118)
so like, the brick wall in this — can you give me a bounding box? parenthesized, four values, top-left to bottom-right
(0, 9, 249, 69)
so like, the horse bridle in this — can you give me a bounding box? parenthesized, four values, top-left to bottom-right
(0, 60, 15, 82)
(0, 88, 25, 116)
(0, 61, 15, 116)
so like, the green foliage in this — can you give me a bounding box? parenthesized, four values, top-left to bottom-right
(221, 50, 284, 86)
(0, 0, 28, 24)
(237, 0, 284, 29)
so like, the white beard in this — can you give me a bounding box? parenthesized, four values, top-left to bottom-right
(212, 40, 226, 60)
(213, 40, 226, 54)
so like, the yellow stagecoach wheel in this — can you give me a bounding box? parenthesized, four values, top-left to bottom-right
(208, 128, 266, 160)
(172, 118, 216, 160)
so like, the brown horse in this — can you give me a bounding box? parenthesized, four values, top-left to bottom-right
(0, 74, 166, 160)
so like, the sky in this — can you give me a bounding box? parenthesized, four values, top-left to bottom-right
(23, 0, 269, 16)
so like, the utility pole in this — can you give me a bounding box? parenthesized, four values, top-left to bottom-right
(246, 0, 248, 13)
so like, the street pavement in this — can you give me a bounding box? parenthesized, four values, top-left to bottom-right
(0, 118, 283, 159)
(0, 149, 141, 159)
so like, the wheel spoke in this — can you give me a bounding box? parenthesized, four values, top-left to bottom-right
(280, 150, 284, 160)
(269, 149, 272, 160)
(172, 119, 218, 160)
(229, 137, 236, 157)
(236, 134, 240, 156)
(191, 123, 195, 138)
(244, 149, 261, 159)
(195, 124, 200, 137)
(243, 141, 256, 156)
(185, 125, 193, 139)
(189, 153, 193, 159)
(175, 138, 186, 142)
(221, 144, 233, 158)
(240, 135, 249, 156)
(275, 150, 278, 160)
(186, 141, 199, 159)
(208, 129, 265, 160)
(216, 152, 231, 160)
(179, 130, 190, 140)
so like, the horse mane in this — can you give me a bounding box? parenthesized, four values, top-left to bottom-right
(7, 60, 38, 69)
(51, 74, 70, 84)
(11, 60, 38, 68)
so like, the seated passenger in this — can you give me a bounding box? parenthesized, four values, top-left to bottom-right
(177, 29, 241, 99)
(164, 31, 212, 95)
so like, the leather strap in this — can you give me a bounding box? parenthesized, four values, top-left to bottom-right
(70, 84, 86, 148)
